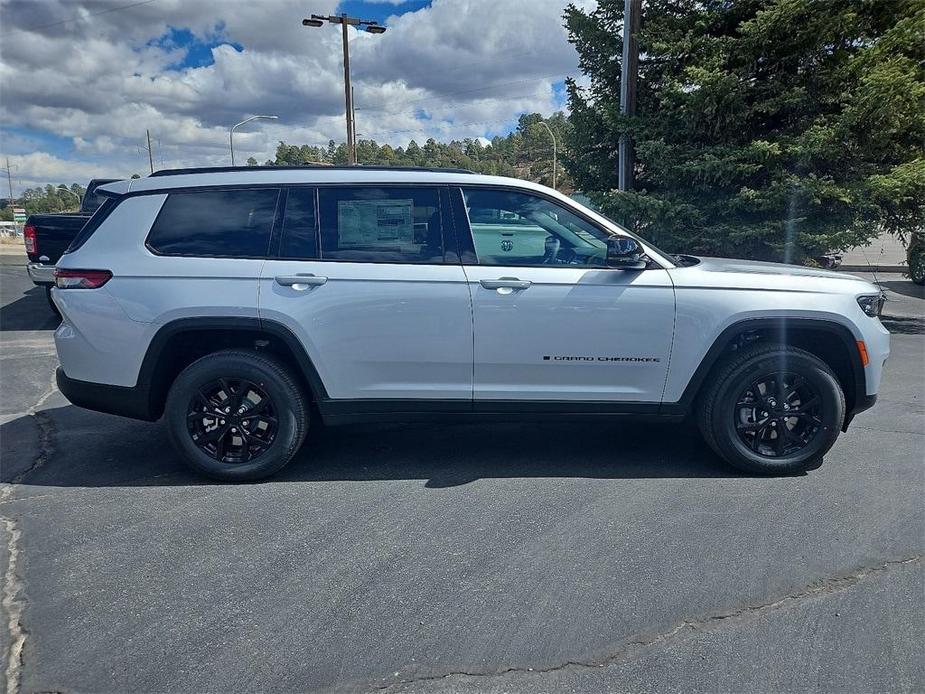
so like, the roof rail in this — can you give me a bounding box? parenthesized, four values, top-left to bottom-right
(149, 164, 477, 177)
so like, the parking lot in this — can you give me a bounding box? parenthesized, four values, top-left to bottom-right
(1, 253, 922, 692)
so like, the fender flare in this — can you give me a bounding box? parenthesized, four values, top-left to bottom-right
(138, 316, 330, 412)
(663, 316, 866, 416)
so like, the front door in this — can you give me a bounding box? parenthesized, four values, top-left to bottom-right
(259, 185, 472, 402)
(456, 186, 676, 405)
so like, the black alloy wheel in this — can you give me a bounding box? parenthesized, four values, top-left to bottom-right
(187, 377, 278, 464)
(734, 372, 822, 458)
(165, 350, 308, 481)
(697, 344, 845, 475)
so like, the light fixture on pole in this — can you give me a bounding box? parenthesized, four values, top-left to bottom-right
(302, 13, 387, 165)
(230, 115, 279, 166)
(538, 121, 558, 190)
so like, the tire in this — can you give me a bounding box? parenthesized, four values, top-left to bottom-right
(45, 286, 61, 318)
(165, 350, 308, 481)
(697, 344, 845, 475)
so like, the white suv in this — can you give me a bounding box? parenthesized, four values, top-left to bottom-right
(52, 166, 890, 480)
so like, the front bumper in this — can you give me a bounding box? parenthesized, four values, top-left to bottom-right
(26, 262, 55, 285)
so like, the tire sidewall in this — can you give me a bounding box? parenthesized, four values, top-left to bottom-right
(165, 355, 302, 481)
(712, 352, 844, 472)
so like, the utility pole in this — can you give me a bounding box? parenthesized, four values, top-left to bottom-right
(146, 129, 154, 174)
(351, 86, 358, 157)
(618, 0, 641, 192)
(538, 121, 558, 190)
(303, 13, 386, 166)
(4, 157, 14, 207)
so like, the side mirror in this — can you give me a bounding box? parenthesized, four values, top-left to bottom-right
(606, 237, 647, 269)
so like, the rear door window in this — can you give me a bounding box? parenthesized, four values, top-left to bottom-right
(318, 186, 445, 263)
(147, 188, 280, 258)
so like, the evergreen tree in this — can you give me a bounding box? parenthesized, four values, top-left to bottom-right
(563, 0, 925, 261)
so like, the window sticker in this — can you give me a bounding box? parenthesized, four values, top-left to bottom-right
(337, 199, 414, 246)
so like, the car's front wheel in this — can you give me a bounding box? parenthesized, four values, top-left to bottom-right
(165, 350, 308, 481)
(698, 344, 845, 475)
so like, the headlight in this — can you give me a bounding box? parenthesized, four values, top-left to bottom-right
(857, 293, 885, 318)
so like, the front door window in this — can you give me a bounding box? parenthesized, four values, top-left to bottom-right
(462, 188, 611, 267)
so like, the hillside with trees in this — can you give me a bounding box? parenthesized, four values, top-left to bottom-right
(264, 112, 572, 191)
(0, 183, 86, 220)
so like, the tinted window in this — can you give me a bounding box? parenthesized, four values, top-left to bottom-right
(318, 187, 444, 263)
(279, 187, 318, 259)
(66, 197, 118, 253)
(462, 187, 611, 267)
(147, 188, 279, 257)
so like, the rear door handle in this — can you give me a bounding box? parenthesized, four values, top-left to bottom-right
(275, 274, 327, 289)
(480, 277, 532, 290)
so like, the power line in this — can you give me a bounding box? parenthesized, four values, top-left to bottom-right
(1, 0, 158, 37)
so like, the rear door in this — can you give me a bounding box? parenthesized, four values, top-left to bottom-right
(259, 185, 473, 403)
(455, 186, 676, 405)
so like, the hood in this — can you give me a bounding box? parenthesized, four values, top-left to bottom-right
(669, 256, 879, 294)
(687, 256, 863, 281)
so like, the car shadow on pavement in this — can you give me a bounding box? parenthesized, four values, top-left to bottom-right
(0, 286, 59, 331)
(1, 404, 773, 488)
(881, 316, 925, 335)
(879, 279, 925, 300)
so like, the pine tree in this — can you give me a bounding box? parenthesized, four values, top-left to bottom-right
(563, 0, 925, 262)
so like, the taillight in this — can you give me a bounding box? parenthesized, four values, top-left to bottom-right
(24, 224, 37, 254)
(54, 268, 112, 289)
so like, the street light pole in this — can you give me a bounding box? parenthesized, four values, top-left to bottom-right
(303, 13, 386, 166)
(341, 17, 355, 165)
(56, 185, 82, 209)
(538, 121, 558, 190)
(230, 115, 279, 166)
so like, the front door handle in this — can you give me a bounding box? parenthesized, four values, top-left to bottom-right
(275, 274, 328, 289)
(479, 277, 532, 291)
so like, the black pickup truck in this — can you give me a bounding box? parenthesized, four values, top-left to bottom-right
(24, 179, 117, 311)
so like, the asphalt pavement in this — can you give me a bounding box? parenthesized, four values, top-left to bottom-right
(1, 254, 922, 693)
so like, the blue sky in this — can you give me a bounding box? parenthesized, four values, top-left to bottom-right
(0, 0, 584, 190)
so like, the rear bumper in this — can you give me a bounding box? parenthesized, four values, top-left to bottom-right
(56, 367, 157, 421)
(26, 262, 55, 285)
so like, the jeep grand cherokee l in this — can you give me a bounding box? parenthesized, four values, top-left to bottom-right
(51, 166, 889, 480)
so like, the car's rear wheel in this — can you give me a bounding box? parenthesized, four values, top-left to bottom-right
(698, 344, 845, 475)
(165, 350, 308, 481)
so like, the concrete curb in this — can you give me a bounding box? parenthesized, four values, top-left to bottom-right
(839, 264, 907, 273)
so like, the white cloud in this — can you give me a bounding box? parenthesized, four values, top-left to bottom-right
(0, 0, 587, 193)
(3, 152, 113, 189)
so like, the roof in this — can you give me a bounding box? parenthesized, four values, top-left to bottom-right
(99, 167, 554, 197)
(149, 165, 476, 177)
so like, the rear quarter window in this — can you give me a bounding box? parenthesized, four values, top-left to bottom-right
(65, 197, 118, 254)
(147, 188, 280, 258)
